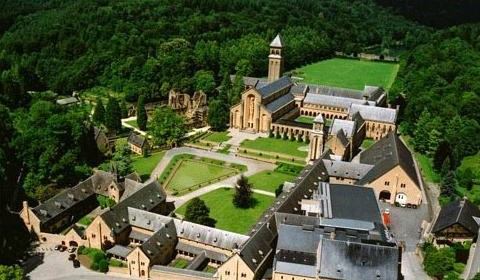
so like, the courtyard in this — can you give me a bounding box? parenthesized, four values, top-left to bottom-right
(239, 137, 308, 158)
(175, 187, 275, 234)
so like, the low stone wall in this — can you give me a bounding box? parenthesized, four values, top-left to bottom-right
(237, 147, 306, 163)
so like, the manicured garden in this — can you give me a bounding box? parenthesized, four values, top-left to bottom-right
(166, 160, 237, 193)
(170, 258, 189, 269)
(159, 154, 246, 195)
(176, 188, 275, 234)
(292, 58, 399, 90)
(294, 116, 315, 124)
(248, 170, 296, 193)
(240, 137, 308, 158)
(203, 131, 231, 143)
(132, 151, 165, 180)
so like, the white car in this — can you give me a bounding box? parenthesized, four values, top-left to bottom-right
(67, 247, 77, 253)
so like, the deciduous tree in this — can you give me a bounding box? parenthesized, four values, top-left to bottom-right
(148, 106, 187, 147)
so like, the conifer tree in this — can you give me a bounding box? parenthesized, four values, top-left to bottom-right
(92, 99, 105, 124)
(120, 99, 128, 118)
(105, 97, 122, 133)
(233, 175, 253, 208)
(136, 95, 147, 131)
(184, 198, 216, 227)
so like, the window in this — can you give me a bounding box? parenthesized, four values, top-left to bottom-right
(141, 262, 145, 266)
(131, 260, 135, 264)
(384, 181, 390, 186)
(401, 183, 406, 188)
(241, 273, 246, 277)
(91, 234, 96, 238)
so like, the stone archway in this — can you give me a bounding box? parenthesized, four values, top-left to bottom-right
(245, 94, 256, 130)
(69, 240, 78, 247)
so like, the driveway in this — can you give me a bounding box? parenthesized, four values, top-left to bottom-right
(26, 247, 130, 280)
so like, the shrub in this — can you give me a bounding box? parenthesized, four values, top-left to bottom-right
(98, 259, 109, 273)
(275, 133, 281, 139)
(282, 133, 288, 140)
(93, 251, 106, 263)
(77, 245, 85, 255)
(90, 262, 99, 271)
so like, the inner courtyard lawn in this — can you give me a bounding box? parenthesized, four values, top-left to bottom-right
(176, 188, 275, 234)
(132, 151, 165, 180)
(240, 137, 308, 158)
(293, 58, 399, 90)
(166, 160, 237, 193)
(203, 131, 231, 143)
(248, 170, 296, 193)
(295, 116, 315, 124)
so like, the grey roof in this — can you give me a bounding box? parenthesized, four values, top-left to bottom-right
(303, 93, 374, 108)
(322, 159, 374, 180)
(129, 229, 151, 242)
(358, 132, 420, 188)
(32, 177, 95, 225)
(334, 129, 349, 147)
(432, 198, 480, 235)
(139, 219, 177, 261)
(257, 76, 293, 98)
(56, 96, 79, 105)
(276, 224, 321, 254)
(270, 34, 283, 48)
(318, 238, 399, 280)
(314, 114, 324, 123)
(176, 241, 228, 262)
(328, 184, 383, 224)
(329, 119, 356, 138)
(349, 103, 398, 123)
(106, 245, 133, 258)
(91, 170, 124, 195)
(128, 132, 147, 148)
(275, 259, 317, 278)
(309, 84, 364, 99)
(265, 93, 294, 113)
(174, 219, 249, 250)
(289, 84, 307, 95)
(151, 265, 213, 279)
(100, 180, 166, 234)
(127, 207, 248, 251)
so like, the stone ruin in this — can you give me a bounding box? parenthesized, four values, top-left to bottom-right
(168, 90, 208, 128)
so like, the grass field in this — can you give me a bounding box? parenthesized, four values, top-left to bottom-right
(170, 258, 189, 269)
(166, 160, 237, 193)
(248, 170, 296, 193)
(203, 131, 231, 143)
(132, 151, 165, 180)
(293, 58, 399, 90)
(415, 153, 441, 183)
(361, 139, 376, 149)
(240, 138, 308, 158)
(176, 188, 275, 234)
(295, 116, 315, 124)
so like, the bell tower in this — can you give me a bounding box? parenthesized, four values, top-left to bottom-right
(308, 115, 326, 161)
(268, 34, 284, 82)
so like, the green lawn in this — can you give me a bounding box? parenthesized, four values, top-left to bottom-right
(166, 160, 237, 193)
(125, 120, 139, 129)
(240, 137, 308, 158)
(248, 170, 296, 193)
(176, 188, 275, 234)
(293, 58, 399, 90)
(361, 139, 376, 149)
(77, 216, 94, 226)
(295, 116, 315, 124)
(415, 153, 441, 183)
(132, 151, 165, 180)
(203, 131, 231, 143)
(170, 258, 189, 269)
(217, 144, 232, 154)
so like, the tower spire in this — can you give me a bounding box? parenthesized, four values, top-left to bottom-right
(268, 34, 284, 82)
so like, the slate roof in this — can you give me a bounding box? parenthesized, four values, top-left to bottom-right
(322, 159, 374, 180)
(100, 181, 166, 234)
(176, 241, 228, 262)
(270, 34, 283, 48)
(140, 219, 177, 260)
(318, 238, 399, 280)
(265, 93, 294, 113)
(303, 93, 374, 108)
(151, 265, 213, 279)
(432, 198, 480, 235)
(349, 103, 398, 124)
(289, 84, 307, 95)
(358, 132, 420, 188)
(56, 96, 79, 105)
(328, 184, 383, 224)
(257, 76, 293, 98)
(107, 245, 133, 259)
(329, 119, 356, 138)
(128, 132, 147, 148)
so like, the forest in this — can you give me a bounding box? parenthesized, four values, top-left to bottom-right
(0, 0, 479, 268)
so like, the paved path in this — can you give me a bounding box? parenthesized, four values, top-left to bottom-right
(121, 116, 146, 136)
(402, 252, 431, 280)
(147, 147, 276, 208)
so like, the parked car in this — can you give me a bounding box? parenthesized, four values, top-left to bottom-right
(68, 254, 76, 261)
(67, 247, 76, 253)
(73, 259, 80, 268)
(58, 246, 67, 252)
(54, 245, 62, 251)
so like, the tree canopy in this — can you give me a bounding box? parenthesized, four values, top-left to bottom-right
(184, 198, 216, 227)
(148, 106, 187, 147)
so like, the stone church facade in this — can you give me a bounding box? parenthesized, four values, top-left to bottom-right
(229, 35, 399, 161)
